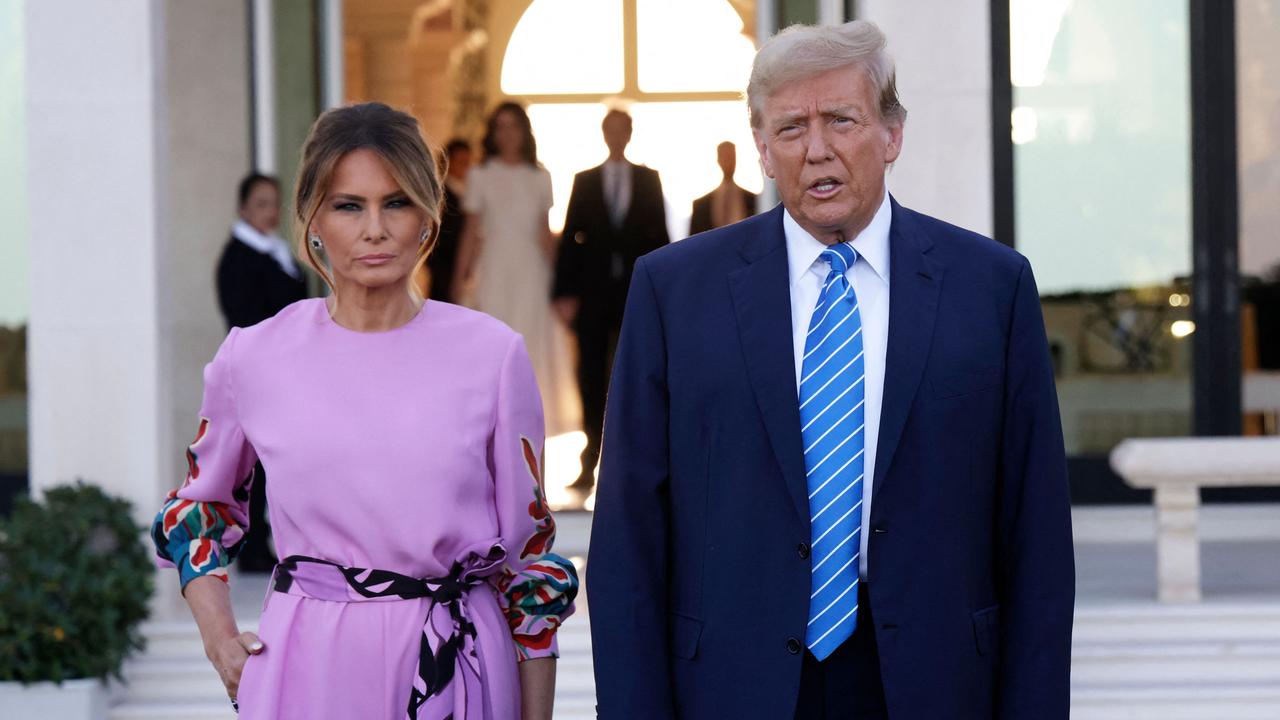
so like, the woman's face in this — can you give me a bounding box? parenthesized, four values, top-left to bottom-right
(240, 180, 280, 234)
(493, 109, 525, 158)
(309, 148, 429, 294)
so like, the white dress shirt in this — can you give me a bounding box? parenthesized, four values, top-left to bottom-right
(784, 192, 892, 579)
(231, 219, 301, 279)
(602, 160, 632, 225)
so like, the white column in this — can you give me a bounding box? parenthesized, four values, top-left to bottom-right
(252, 0, 277, 173)
(857, 0, 994, 236)
(818, 0, 846, 25)
(319, 0, 345, 110)
(25, 0, 166, 519)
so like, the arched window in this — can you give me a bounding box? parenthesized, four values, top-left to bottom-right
(500, 0, 762, 239)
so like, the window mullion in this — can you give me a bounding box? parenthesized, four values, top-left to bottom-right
(623, 0, 639, 97)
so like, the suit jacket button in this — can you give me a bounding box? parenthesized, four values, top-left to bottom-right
(797, 542, 810, 559)
(786, 637, 802, 655)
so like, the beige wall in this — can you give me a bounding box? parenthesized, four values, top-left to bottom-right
(158, 0, 254, 501)
(345, 0, 473, 145)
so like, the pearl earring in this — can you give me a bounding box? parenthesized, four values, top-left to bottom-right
(309, 234, 323, 251)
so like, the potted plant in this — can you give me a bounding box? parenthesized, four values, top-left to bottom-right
(0, 482, 153, 718)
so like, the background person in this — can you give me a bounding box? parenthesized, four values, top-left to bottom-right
(456, 102, 580, 436)
(689, 140, 758, 236)
(423, 137, 471, 303)
(553, 108, 669, 493)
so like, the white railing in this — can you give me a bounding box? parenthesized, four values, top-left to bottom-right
(1110, 436, 1280, 602)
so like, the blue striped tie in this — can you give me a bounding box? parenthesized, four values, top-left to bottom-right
(799, 242, 864, 661)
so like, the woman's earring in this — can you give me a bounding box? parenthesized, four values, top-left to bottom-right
(309, 234, 324, 251)
(419, 229, 429, 245)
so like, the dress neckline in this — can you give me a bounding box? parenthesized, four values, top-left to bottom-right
(317, 298, 428, 336)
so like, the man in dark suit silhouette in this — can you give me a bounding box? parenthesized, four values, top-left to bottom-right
(589, 20, 1074, 719)
(216, 172, 308, 572)
(690, 141, 758, 236)
(554, 109, 669, 493)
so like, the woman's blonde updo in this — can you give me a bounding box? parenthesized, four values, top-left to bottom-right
(293, 102, 444, 298)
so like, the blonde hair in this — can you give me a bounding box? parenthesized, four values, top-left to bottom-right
(293, 102, 444, 299)
(747, 20, 907, 129)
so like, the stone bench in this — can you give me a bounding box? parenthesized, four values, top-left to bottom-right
(1109, 436, 1280, 602)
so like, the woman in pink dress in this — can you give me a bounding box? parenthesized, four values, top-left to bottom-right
(151, 102, 577, 720)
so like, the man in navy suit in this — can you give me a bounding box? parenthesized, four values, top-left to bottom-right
(588, 20, 1074, 719)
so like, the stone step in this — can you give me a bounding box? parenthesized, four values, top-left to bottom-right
(1071, 684, 1280, 720)
(120, 658, 226, 703)
(1072, 650, 1280, 686)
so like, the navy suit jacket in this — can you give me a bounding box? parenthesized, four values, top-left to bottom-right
(588, 199, 1075, 719)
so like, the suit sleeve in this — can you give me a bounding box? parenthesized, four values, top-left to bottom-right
(689, 196, 711, 237)
(646, 170, 671, 251)
(587, 256, 674, 718)
(553, 176, 585, 299)
(996, 258, 1075, 719)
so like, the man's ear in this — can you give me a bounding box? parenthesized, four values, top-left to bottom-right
(752, 128, 775, 179)
(883, 120, 904, 165)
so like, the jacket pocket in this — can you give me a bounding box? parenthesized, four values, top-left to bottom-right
(669, 612, 704, 660)
(972, 604, 1000, 656)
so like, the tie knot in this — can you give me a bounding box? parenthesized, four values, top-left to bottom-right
(821, 243, 857, 276)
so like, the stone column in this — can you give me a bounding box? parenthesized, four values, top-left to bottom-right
(856, 0, 995, 236)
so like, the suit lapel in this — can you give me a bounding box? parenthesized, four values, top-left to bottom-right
(873, 198, 944, 494)
(728, 206, 811, 523)
(586, 166, 607, 218)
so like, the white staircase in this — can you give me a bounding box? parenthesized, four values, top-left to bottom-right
(1070, 602, 1280, 720)
(111, 600, 1280, 720)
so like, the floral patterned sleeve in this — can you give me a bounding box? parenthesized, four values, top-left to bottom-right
(489, 335, 579, 662)
(150, 328, 259, 590)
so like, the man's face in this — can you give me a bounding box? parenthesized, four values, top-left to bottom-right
(602, 113, 632, 157)
(752, 64, 902, 243)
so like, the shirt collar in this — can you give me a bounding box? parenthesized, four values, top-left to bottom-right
(783, 191, 892, 287)
(232, 219, 302, 279)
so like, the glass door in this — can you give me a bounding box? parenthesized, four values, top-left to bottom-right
(1009, 0, 1193, 501)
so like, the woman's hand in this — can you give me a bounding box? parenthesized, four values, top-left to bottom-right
(183, 575, 261, 703)
(205, 631, 265, 701)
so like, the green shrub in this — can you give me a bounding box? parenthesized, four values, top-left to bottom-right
(0, 482, 153, 683)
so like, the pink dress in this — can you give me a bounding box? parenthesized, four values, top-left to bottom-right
(151, 299, 577, 719)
